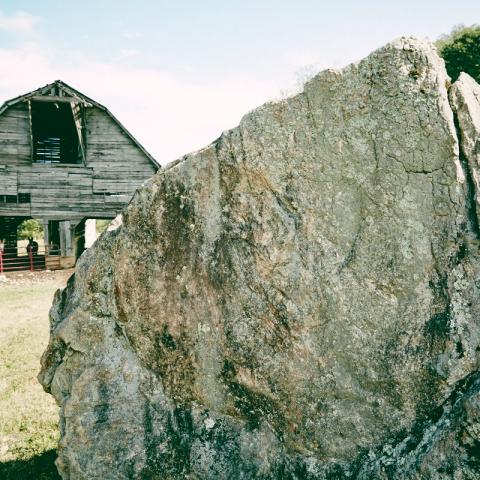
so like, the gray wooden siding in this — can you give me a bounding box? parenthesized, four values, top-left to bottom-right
(0, 103, 31, 166)
(86, 109, 155, 194)
(0, 169, 17, 195)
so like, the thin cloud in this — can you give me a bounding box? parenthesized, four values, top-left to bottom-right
(0, 11, 39, 34)
(119, 49, 141, 58)
(122, 31, 143, 39)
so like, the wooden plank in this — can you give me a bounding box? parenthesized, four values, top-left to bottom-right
(0, 171, 17, 195)
(28, 95, 91, 106)
(28, 100, 33, 162)
(0, 204, 30, 215)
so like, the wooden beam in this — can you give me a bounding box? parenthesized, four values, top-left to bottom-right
(71, 101, 87, 165)
(27, 100, 33, 162)
(26, 95, 92, 106)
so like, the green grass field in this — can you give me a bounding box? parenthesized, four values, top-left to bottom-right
(0, 271, 71, 479)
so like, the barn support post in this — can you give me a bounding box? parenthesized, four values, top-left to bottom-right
(42, 219, 49, 252)
(59, 220, 73, 257)
(69, 221, 80, 259)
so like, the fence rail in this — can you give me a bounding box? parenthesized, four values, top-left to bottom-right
(0, 245, 61, 273)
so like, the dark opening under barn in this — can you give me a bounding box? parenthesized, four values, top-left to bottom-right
(31, 101, 81, 164)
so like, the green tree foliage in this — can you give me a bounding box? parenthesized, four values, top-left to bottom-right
(17, 219, 44, 240)
(436, 24, 480, 83)
(95, 219, 111, 236)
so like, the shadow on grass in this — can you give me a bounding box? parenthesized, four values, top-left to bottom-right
(0, 449, 60, 480)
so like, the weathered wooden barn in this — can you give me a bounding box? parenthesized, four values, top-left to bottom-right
(0, 80, 159, 269)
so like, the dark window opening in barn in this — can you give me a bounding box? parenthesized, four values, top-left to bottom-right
(31, 101, 81, 164)
(0, 195, 18, 203)
(0, 194, 31, 204)
(18, 193, 31, 203)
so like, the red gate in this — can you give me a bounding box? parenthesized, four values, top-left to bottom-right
(0, 244, 60, 273)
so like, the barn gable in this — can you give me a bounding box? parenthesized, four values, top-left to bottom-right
(0, 80, 159, 168)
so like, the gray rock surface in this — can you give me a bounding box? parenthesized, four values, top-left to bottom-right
(39, 38, 480, 479)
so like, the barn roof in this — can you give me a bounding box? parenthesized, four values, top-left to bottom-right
(0, 79, 160, 168)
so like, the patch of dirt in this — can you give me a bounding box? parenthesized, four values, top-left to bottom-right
(0, 269, 74, 289)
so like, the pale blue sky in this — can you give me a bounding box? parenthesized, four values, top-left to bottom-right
(0, 1, 478, 163)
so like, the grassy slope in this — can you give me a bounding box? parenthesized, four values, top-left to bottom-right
(0, 272, 70, 479)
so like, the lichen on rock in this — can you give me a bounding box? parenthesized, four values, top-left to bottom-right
(39, 37, 480, 479)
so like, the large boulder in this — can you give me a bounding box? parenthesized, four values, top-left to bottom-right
(39, 38, 480, 479)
